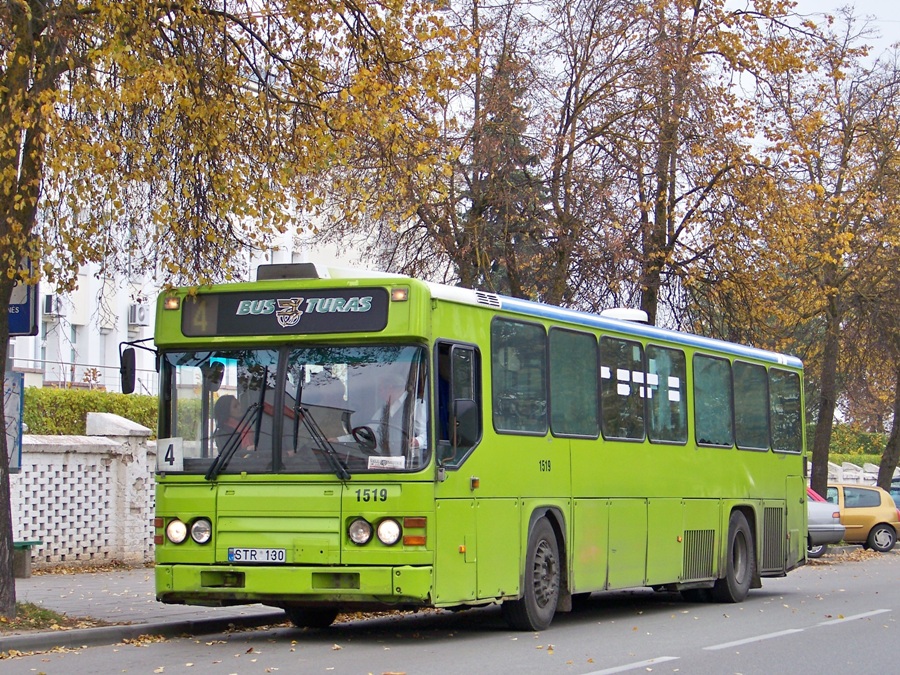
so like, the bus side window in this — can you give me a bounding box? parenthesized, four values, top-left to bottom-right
(437, 345, 452, 442)
(436, 343, 481, 467)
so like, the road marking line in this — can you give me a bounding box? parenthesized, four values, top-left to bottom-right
(584, 656, 680, 674)
(817, 609, 891, 626)
(704, 628, 804, 651)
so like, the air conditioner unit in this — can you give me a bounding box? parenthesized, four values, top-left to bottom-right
(128, 303, 150, 327)
(43, 294, 66, 318)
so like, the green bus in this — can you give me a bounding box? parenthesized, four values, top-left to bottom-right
(122, 262, 806, 631)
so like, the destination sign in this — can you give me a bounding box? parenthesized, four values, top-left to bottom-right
(181, 288, 389, 337)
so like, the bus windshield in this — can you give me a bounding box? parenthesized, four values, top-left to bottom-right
(161, 344, 430, 476)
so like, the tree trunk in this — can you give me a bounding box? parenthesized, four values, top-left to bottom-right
(0, 275, 17, 619)
(809, 308, 841, 497)
(876, 364, 900, 491)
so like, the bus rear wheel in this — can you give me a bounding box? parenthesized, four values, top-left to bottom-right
(712, 510, 755, 603)
(502, 518, 560, 631)
(285, 607, 339, 629)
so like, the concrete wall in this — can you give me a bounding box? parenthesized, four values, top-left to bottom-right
(9, 413, 156, 569)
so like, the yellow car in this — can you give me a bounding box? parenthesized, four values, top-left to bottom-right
(826, 484, 900, 552)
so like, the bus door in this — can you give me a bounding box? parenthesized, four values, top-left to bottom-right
(433, 342, 484, 604)
(785, 474, 806, 568)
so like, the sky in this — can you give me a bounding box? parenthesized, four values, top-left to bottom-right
(793, 0, 900, 55)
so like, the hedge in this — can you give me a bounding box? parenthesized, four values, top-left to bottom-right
(23, 387, 159, 438)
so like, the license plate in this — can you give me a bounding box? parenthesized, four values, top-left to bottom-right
(228, 547, 286, 563)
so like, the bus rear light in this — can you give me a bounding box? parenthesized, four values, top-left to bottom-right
(154, 534, 164, 545)
(390, 287, 409, 302)
(153, 517, 164, 528)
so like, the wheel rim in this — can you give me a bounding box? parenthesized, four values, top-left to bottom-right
(531, 539, 559, 609)
(872, 527, 893, 550)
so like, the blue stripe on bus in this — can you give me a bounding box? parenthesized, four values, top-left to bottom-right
(497, 297, 803, 369)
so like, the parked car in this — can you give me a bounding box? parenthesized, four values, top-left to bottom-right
(825, 484, 900, 552)
(807, 487, 844, 558)
(889, 479, 900, 510)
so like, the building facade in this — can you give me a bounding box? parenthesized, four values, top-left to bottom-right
(9, 241, 346, 394)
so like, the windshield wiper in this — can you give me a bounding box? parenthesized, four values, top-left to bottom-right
(300, 405, 350, 480)
(205, 403, 260, 481)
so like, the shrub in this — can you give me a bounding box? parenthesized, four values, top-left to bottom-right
(828, 424, 887, 457)
(23, 388, 158, 437)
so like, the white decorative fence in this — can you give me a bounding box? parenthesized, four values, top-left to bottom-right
(10, 413, 156, 568)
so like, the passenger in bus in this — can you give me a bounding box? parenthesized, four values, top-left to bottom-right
(213, 394, 255, 454)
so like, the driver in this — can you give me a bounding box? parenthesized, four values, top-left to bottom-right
(336, 373, 427, 455)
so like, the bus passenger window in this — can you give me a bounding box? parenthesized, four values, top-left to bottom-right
(646, 345, 687, 443)
(693, 354, 734, 447)
(733, 362, 769, 450)
(549, 328, 599, 437)
(491, 320, 547, 434)
(770, 369, 802, 453)
(599, 337, 645, 440)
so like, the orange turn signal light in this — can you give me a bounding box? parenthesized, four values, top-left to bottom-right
(403, 535, 427, 546)
(403, 517, 427, 528)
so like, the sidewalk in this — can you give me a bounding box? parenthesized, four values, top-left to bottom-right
(0, 567, 285, 653)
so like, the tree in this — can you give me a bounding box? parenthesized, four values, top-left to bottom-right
(312, 0, 808, 320)
(0, 0, 463, 619)
(749, 10, 900, 496)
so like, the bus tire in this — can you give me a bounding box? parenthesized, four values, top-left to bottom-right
(712, 510, 755, 603)
(285, 607, 339, 629)
(502, 518, 560, 631)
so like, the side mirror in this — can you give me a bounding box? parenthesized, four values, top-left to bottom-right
(203, 361, 225, 392)
(120, 347, 136, 394)
(453, 398, 478, 447)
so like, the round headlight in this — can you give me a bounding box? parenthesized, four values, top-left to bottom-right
(191, 518, 212, 544)
(348, 518, 373, 545)
(376, 518, 402, 546)
(166, 518, 188, 544)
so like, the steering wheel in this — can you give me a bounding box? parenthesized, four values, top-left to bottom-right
(352, 425, 377, 450)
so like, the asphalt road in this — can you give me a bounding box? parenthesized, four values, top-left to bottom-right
(4, 549, 898, 675)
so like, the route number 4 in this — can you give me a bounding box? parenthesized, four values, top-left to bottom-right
(157, 437, 184, 472)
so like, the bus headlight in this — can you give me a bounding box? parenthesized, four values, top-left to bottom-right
(348, 518, 373, 545)
(166, 519, 188, 544)
(376, 518, 402, 546)
(191, 518, 212, 544)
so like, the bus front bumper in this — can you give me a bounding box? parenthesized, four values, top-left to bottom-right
(155, 564, 434, 607)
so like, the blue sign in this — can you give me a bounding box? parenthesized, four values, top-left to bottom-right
(4, 371, 23, 473)
(9, 258, 38, 337)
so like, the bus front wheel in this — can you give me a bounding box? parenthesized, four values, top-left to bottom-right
(712, 510, 755, 603)
(502, 518, 560, 631)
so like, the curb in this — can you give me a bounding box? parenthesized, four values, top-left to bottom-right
(0, 611, 286, 654)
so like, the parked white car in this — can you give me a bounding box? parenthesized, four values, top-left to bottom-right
(807, 488, 844, 558)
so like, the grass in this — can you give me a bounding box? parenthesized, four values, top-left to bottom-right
(0, 602, 108, 633)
